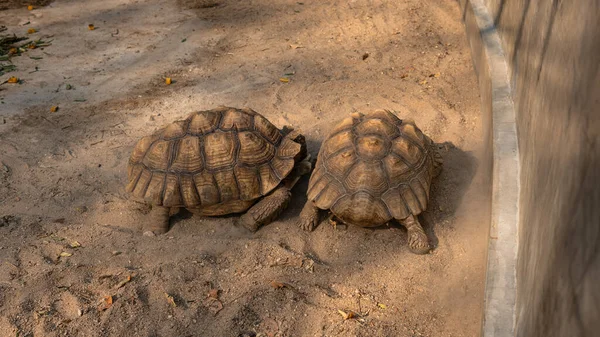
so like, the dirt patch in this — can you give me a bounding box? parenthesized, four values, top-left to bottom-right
(0, 0, 53, 11)
(0, 0, 489, 336)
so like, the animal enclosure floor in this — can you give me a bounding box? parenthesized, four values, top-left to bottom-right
(0, 0, 490, 336)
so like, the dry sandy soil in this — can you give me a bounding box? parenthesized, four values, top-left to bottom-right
(0, 0, 490, 336)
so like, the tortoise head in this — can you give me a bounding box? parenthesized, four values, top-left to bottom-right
(281, 125, 307, 163)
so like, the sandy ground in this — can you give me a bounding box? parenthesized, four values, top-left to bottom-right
(0, 0, 490, 336)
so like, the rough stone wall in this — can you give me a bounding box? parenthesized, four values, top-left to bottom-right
(476, 1, 600, 336)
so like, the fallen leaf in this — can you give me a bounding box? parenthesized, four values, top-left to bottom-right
(362, 52, 369, 60)
(88, 24, 95, 31)
(419, 80, 428, 85)
(59, 252, 72, 257)
(208, 288, 219, 299)
(165, 77, 172, 85)
(165, 293, 177, 307)
(377, 303, 387, 309)
(206, 298, 223, 315)
(337, 309, 356, 320)
(69, 241, 80, 248)
(50, 106, 59, 113)
(279, 77, 289, 83)
(8, 48, 17, 55)
(270, 281, 286, 289)
(114, 275, 132, 289)
(289, 44, 304, 49)
(7, 77, 19, 84)
(98, 295, 113, 311)
(28, 5, 34, 10)
(27, 28, 36, 34)
(400, 73, 408, 79)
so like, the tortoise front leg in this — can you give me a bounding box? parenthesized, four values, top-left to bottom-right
(237, 185, 291, 232)
(143, 205, 171, 235)
(298, 201, 320, 232)
(399, 214, 430, 254)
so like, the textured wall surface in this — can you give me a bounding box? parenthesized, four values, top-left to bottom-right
(465, 0, 600, 336)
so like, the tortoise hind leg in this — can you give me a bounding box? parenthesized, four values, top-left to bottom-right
(237, 185, 291, 232)
(400, 214, 430, 254)
(143, 206, 171, 235)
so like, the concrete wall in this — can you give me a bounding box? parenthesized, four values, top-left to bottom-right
(461, 0, 600, 336)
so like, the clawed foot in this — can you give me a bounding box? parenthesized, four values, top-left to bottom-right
(407, 226, 430, 254)
(143, 206, 171, 235)
(298, 202, 319, 231)
(237, 213, 260, 233)
(298, 216, 318, 232)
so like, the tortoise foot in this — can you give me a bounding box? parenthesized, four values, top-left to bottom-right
(143, 206, 170, 235)
(407, 227, 430, 255)
(402, 214, 430, 255)
(237, 214, 260, 233)
(298, 202, 319, 232)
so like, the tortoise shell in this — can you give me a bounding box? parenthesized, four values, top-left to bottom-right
(306, 110, 438, 227)
(126, 107, 303, 213)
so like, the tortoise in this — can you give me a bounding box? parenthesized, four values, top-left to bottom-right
(297, 110, 442, 254)
(126, 106, 311, 234)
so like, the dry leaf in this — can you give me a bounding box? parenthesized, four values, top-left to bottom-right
(377, 303, 387, 309)
(88, 24, 95, 31)
(208, 288, 219, 299)
(419, 80, 428, 85)
(165, 293, 177, 307)
(50, 106, 59, 113)
(28, 5, 34, 10)
(207, 299, 223, 315)
(279, 77, 290, 83)
(289, 44, 304, 49)
(27, 28, 36, 34)
(7, 77, 19, 83)
(59, 252, 72, 257)
(337, 309, 356, 320)
(115, 275, 132, 289)
(165, 77, 172, 85)
(362, 52, 369, 60)
(69, 241, 80, 248)
(8, 48, 17, 55)
(400, 73, 408, 79)
(270, 281, 286, 289)
(98, 295, 113, 311)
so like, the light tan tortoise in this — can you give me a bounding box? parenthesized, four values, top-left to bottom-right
(126, 106, 311, 234)
(298, 110, 442, 254)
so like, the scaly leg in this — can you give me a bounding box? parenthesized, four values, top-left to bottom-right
(400, 214, 430, 254)
(237, 185, 291, 232)
(144, 205, 170, 235)
(298, 202, 320, 231)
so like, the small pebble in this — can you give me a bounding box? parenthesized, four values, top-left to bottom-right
(143, 231, 155, 237)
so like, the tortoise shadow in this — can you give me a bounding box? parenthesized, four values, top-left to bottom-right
(419, 141, 478, 250)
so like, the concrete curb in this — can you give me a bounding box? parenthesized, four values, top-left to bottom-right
(459, 0, 520, 336)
